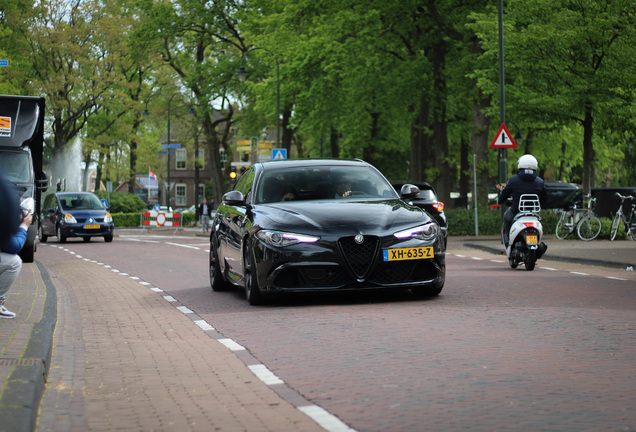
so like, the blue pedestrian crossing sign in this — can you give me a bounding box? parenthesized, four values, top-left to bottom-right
(272, 148, 287, 160)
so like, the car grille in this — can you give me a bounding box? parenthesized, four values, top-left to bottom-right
(275, 266, 349, 288)
(75, 217, 105, 223)
(369, 260, 440, 285)
(338, 235, 379, 279)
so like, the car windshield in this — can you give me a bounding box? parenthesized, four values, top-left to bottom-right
(0, 151, 31, 183)
(60, 194, 105, 211)
(255, 165, 397, 204)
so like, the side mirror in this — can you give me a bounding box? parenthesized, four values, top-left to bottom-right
(222, 190, 246, 206)
(400, 184, 420, 200)
(36, 171, 48, 192)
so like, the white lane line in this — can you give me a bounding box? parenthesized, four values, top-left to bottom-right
(150, 287, 163, 292)
(540, 267, 559, 271)
(176, 306, 193, 314)
(607, 276, 628, 281)
(298, 405, 357, 432)
(163, 296, 177, 302)
(471, 257, 483, 260)
(218, 338, 246, 351)
(166, 241, 200, 250)
(248, 364, 284, 385)
(194, 320, 214, 331)
(570, 271, 589, 276)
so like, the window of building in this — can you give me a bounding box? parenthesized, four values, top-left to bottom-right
(195, 149, 205, 169)
(198, 184, 206, 202)
(220, 148, 227, 169)
(176, 149, 187, 170)
(175, 183, 186, 206)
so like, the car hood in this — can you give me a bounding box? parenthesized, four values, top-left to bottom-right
(252, 199, 432, 236)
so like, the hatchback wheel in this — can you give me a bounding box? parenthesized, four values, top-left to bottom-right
(57, 226, 66, 243)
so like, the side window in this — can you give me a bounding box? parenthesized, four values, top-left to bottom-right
(237, 168, 255, 202)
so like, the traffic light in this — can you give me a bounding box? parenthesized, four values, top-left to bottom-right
(229, 167, 237, 183)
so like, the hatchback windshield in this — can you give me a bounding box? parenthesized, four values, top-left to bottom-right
(60, 194, 105, 211)
(256, 165, 397, 204)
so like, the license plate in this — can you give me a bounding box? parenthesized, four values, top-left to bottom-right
(526, 235, 538, 244)
(84, 224, 100, 229)
(383, 246, 434, 261)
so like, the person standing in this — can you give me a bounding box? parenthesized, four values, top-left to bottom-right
(199, 198, 210, 232)
(0, 171, 31, 319)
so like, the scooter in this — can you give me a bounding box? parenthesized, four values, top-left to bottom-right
(503, 194, 547, 271)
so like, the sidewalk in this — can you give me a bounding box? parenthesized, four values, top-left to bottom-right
(1, 231, 634, 431)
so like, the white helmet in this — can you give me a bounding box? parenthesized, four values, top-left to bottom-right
(518, 154, 538, 170)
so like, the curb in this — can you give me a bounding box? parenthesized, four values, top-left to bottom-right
(463, 242, 635, 270)
(0, 262, 56, 432)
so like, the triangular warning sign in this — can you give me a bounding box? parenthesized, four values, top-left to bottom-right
(489, 123, 518, 149)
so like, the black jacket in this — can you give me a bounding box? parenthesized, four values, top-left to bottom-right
(498, 169, 547, 214)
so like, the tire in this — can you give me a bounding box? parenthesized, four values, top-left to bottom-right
(38, 225, 48, 243)
(244, 247, 264, 305)
(104, 234, 113, 242)
(577, 216, 602, 241)
(525, 250, 536, 271)
(209, 245, 229, 292)
(610, 214, 621, 241)
(57, 225, 66, 243)
(555, 212, 573, 239)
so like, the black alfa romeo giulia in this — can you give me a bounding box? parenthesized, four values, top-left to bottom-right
(209, 159, 446, 305)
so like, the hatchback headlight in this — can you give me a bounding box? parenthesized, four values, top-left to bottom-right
(394, 222, 438, 241)
(256, 229, 320, 247)
(105, 213, 113, 223)
(63, 213, 77, 224)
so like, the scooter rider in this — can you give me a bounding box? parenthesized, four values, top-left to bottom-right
(497, 154, 548, 248)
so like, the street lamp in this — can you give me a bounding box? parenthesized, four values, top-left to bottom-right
(237, 47, 280, 150)
(143, 93, 191, 209)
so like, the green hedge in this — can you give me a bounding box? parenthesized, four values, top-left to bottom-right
(112, 211, 196, 228)
(445, 207, 621, 239)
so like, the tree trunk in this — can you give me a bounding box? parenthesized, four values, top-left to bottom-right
(431, 39, 451, 207)
(409, 93, 431, 182)
(471, 86, 490, 208)
(582, 107, 594, 194)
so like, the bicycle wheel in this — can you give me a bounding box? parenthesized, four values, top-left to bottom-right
(629, 214, 636, 241)
(577, 215, 601, 241)
(610, 213, 621, 241)
(555, 212, 573, 239)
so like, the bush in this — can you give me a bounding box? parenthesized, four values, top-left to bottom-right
(445, 207, 561, 237)
(94, 191, 147, 213)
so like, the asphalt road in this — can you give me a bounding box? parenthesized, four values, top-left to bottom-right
(32, 230, 636, 432)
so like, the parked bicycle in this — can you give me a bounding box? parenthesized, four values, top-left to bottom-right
(555, 194, 602, 241)
(610, 192, 636, 241)
(576, 195, 602, 241)
(555, 201, 584, 239)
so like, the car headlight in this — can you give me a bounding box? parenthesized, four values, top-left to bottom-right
(255, 229, 320, 247)
(64, 213, 77, 224)
(105, 213, 113, 223)
(394, 222, 438, 241)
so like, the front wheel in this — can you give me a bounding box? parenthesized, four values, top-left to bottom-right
(555, 212, 573, 239)
(38, 225, 48, 243)
(57, 225, 66, 243)
(209, 245, 229, 292)
(244, 247, 265, 305)
(577, 216, 602, 241)
(610, 213, 621, 241)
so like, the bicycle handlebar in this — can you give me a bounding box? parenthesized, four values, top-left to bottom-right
(615, 192, 636, 201)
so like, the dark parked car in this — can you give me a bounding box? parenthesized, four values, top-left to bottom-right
(39, 192, 114, 243)
(391, 181, 447, 246)
(210, 159, 446, 305)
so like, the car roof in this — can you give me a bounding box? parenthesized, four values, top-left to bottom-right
(258, 159, 372, 171)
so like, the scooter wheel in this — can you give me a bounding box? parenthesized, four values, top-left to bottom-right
(525, 250, 537, 271)
(508, 257, 518, 269)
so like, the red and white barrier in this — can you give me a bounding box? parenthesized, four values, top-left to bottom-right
(140, 211, 182, 231)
